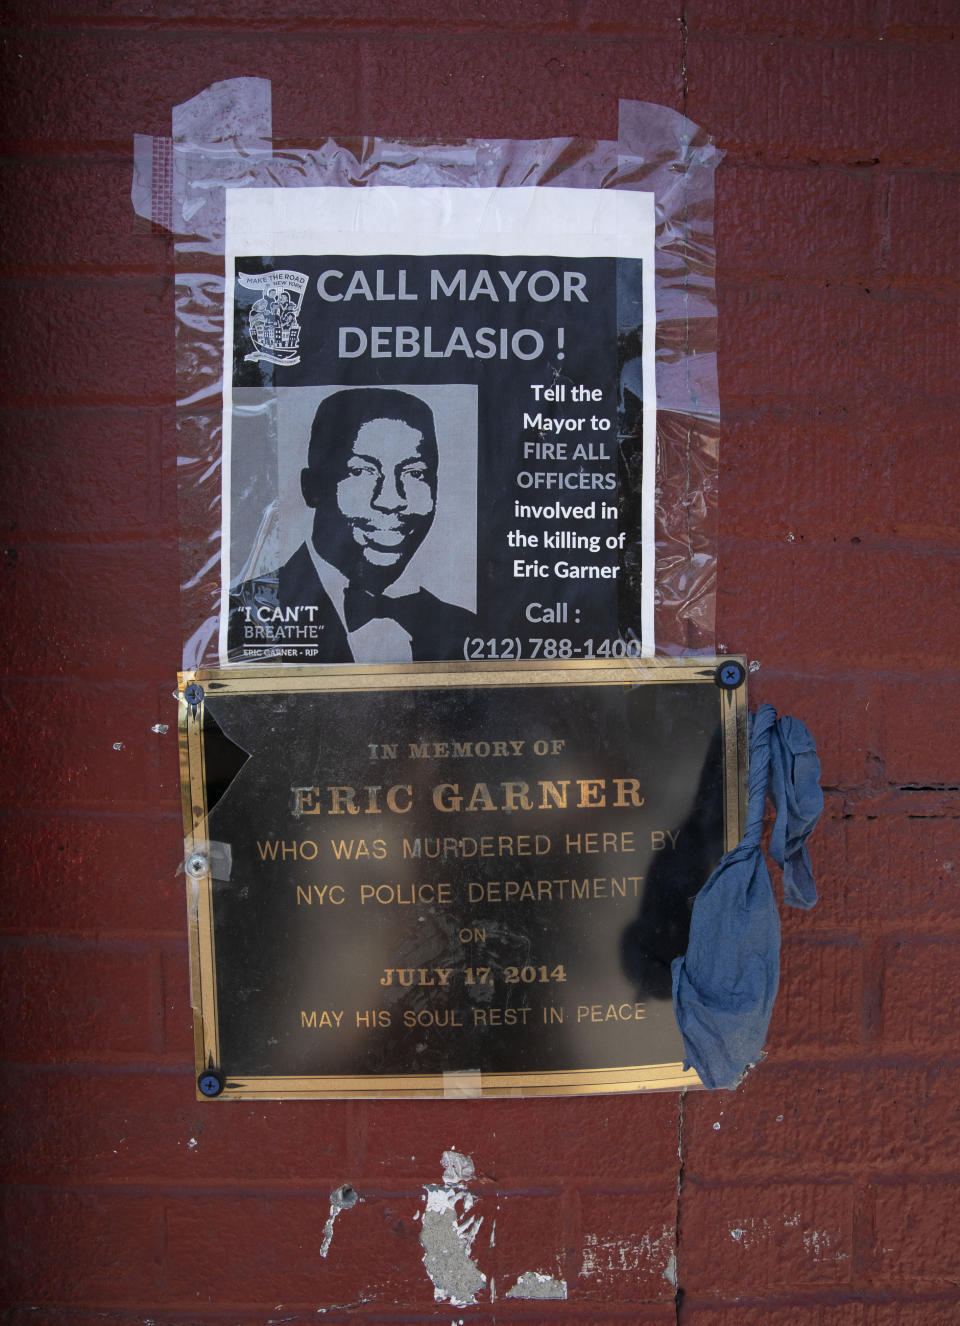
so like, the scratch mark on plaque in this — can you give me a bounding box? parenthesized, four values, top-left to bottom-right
(420, 1149, 486, 1306)
(319, 1183, 359, 1258)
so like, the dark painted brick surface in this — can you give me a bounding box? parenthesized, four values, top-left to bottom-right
(3, 540, 178, 679)
(719, 411, 960, 543)
(0, 277, 173, 406)
(687, 37, 960, 166)
(163, 1192, 431, 1306)
(356, 1091, 680, 1187)
(0, 812, 182, 936)
(879, 937, 960, 1052)
(0, 159, 170, 274)
(0, 407, 169, 538)
(681, 1180, 855, 1290)
(359, 36, 681, 140)
(2, 3, 958, 1322)
(0, 941, 168, 1063)
(868, 1181, 960, 1286)
(1, 1191, 164, 1305)
(575, 1189, 678, 1302)
(0, 1066, 357, 1187)
(717, 164, 878, 282)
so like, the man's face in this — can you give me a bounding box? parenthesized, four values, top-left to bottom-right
(307, 415, 436, 586)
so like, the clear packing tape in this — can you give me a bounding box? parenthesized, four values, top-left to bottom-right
(133, 78, 722, 667)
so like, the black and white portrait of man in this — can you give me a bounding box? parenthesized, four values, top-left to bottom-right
(226, 385, 477, 663)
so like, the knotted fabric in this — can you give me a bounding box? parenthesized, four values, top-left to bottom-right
(671, 704, 822, 1089)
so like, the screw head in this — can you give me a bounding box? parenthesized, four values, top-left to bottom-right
(198, 1071, 224, 1098)
(184, 683, 204, 706)
(715, 660, 747, 690)
(186, 853, 208, 878)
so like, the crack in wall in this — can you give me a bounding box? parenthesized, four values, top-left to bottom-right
(674, 1089, 686, 1323)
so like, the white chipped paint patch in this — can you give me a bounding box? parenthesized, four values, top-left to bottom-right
(803, 1228, 840, 1259)
(442, 1149, 475, 1186)
(728, 1218, 771, 1249)
(319, 1183, 358, 1258)
(420, 1151, 486, 1307)
(728, 1216, 846, 1263)
(505, 1270, 567, 1300)
(580, 1225, 674, 1280)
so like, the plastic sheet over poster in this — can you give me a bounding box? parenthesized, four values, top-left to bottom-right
(131, 79, 722, 664)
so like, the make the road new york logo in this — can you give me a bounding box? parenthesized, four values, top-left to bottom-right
(239, 269, 308, 366)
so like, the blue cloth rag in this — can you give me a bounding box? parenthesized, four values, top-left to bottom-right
(671, 703, 823, 1089)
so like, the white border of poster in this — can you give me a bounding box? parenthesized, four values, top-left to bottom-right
(220, 185, 656, 666)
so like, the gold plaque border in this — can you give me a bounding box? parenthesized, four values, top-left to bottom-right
(178, 658, 747, 1100)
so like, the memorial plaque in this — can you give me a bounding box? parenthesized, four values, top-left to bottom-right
(179, 659, 746, 1098)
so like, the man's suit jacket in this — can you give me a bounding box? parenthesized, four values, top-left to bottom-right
(228, 542, 475, 663)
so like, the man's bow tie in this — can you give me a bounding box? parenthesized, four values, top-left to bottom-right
(344, 584, 412, 633)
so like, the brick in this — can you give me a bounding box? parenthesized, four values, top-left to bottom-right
(887, 170, 960, 284)
(3, 540, 178, 681)
(0, 1190, 163, 1305)
(717, 164, 877, 282)
(687, 38, 960, 167)
(682, 1064, 866, 1180)
(880, 681, 960, 785)
(574, 1, 683, 36)
(686, 0, 883, 40)
(864, 1302, 960, 1326)
(880, 936, 960, 1052)
(164, 1192, 430, 1306)
(0, 812, 183, 936)
(719, 409, 960, 546)
(0, 1311, 672, 1326)
(0, 33, 363, 149)
(724, 674, 874, 790)
(862, 1062, 960, 1174)
(0, 680, 164, 812)
(685, 1307, 865, 1326)
(0, 941, 166, 1064)
(681, 1181, 854, 1291)
(576, 1189, 677, 1302)
(766, 937, 862, 1057)
(361, 36, 680, 140)
(357, 1092, 680, 1187)
(868, 1181, 960, 1286)
(881, 2, 960, 41)
(5, 0, 580, 33)
(487, 1192, 569, 1302)
(0, 158, 170, 273)
(791, 808, 960, 936)
(0, 277, 171, 407)
(0, 1067, 357, 1187)
(717, 286, 960, 409)
(162, 943, 197, 1058)
(0, 408, 167, 538)
(3, 1316, 188, 1326)
(171, 409, 223, 559)
(686, 1059, 960, 1183)
(715, 540, 960, 673)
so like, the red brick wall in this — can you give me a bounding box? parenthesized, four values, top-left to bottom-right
(2, 3, 958, 1321)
